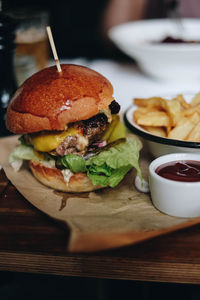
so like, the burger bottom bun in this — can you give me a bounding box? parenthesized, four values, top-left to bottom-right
(29, 160, 103, 193)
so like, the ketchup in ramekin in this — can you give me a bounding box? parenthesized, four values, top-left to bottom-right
(149, 153, 200, 218)
(155, 160, 200, 182)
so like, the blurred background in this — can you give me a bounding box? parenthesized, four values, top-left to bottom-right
(3, 0, 134, 61)
(3, 0, 122, 63)
(3, 0, 200, 85)
(2, 0, 195, 62)
(4, 0, 200, 61)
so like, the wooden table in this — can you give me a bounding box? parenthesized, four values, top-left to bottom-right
(1, 169, 200, 285)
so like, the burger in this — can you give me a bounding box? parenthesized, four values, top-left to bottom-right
(6, 64, 141, 192)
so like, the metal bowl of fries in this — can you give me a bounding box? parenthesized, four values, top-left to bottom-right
(124, 93, 200, 157)
(109, 19, 200, 81)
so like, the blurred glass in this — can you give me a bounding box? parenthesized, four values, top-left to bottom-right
(0, 12, 18, 136)
(9, 8, 50, 85)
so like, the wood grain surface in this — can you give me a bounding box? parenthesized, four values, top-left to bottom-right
(1, 169, 200, 284)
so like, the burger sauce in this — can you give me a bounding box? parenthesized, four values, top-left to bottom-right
(155, 160, 200, 182)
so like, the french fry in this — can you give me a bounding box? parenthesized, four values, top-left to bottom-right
(183, 103, 200, 117)
(166, 126, 172, 135)
(135, 111, 170, 127)
(190, 112, 200, 124)
(168, 113, 199, 140)
(142, 126, 167, 137)
(133, 92, 200, 142)
(190, 92, 200, 107)
(134, 97, 181, 126)
(186, 120, 200, 142)
(174, 94, 190, 109)
(134, 97, 165, 109)
(133, 107, 158, 123)
(164, 99, 182, 126)
(133, 109, 146, 123)
(168, 118, 195, 140)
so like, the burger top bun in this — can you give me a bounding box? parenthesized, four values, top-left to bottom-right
(6, 64, 114, 134)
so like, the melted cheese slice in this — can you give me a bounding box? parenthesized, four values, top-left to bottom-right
(30, 128, 78, 152)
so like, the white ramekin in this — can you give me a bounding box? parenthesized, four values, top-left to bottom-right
(149, 153, 200, 218)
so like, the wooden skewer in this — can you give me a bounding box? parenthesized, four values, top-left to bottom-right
(46, 26, 62, 73)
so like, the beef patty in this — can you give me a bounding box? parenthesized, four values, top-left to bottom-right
(56, 113, 109, 156)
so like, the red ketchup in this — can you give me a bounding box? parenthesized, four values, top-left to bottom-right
(155, 160, 200, 182)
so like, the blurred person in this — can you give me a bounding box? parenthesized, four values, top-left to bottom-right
(101, 0, 148, 59)
(101, 0, 200, 57)
(102, 0, 200, 32)
(103, 0, 147, 34)
(170, 0, 200, 18)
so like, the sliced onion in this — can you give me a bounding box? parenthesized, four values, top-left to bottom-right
(97, 141, 107, 147)
(93, 140, 107, 148)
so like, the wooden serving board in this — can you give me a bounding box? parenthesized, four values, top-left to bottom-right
(1, 135, 200, 253)
(2, 167, 200, 284)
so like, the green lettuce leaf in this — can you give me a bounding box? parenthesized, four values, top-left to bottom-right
(9, 144, 40, 163)
(9, 144, 42, 172)
(88, 165, 132, 187)
(86, 136, 142, 177)
(61, 154, 86, 173)
(85, 136, 142, 187)
(87, 173, 110, 187)
(88, 163, 113, 176)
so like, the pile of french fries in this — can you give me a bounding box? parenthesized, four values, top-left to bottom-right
(133, 93, 200, 142)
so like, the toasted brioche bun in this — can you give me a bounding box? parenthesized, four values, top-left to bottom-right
(29, 161, 103, 192)
(6, 64, 114, 134)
